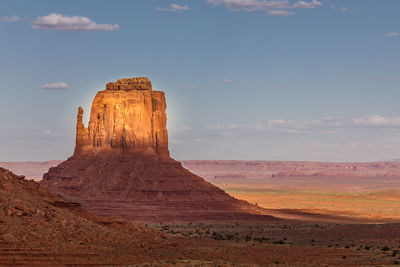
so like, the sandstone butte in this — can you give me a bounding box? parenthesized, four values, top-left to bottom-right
(41, 77, 274, 222)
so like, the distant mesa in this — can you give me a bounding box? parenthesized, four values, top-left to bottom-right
(42, 77, 273, 222)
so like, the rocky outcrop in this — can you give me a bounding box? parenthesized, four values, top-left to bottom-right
(74, 77, 168, 156)
(42, 77, 271, 222)
(0, 167, 167, 265)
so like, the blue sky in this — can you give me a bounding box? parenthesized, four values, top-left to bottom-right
(0, 0, 399, 162)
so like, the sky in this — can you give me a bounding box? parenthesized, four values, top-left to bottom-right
(0, 0, 399, 162)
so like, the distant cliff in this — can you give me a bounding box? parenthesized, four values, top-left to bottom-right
(181, 160, 400, 179)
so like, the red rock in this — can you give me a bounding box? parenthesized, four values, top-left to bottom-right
(42, 77, 271, 222)
(75, 77, 168, 156)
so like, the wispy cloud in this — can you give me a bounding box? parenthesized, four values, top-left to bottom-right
(40, 82, 70, 90)
(37, 129, 53, 136)
(221, 78, 232, 83)
(173, 114, 400, 140)
(352, 114, 400, 128)
(206, 0, 290, 11)
(156, 3, 190, 12)
(292, 0, 322, 9)
(206, 0, 322, 14)
(385, 32, 399, 37)
(32, 13, 120, 31)
(2, 15, 21, 22)
(267, 10, 295, 16)
(341, 6, 354, 12)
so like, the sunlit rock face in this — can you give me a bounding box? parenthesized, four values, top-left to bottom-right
(42, 77, 271, 222)
(75, 77, 168, 156)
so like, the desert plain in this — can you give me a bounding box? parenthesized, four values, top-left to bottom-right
(2, 159, 400, 266)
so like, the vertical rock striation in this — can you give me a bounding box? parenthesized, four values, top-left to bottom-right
(42, 77, 272, 222)
(74, 77, 168, 156)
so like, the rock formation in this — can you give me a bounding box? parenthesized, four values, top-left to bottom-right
(181, 160, 400, 179)
(74, 77, 168, 156)
(0, 167, 166, 265)
(42, 77, 271, 222)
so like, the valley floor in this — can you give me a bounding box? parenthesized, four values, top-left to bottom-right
(2, 222, 400, 266)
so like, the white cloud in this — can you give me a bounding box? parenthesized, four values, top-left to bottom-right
(2, 15, 20, 22)
(385, 32, 399, 37)
(206, 0, 322, 12)
(221, 78, 232, 83)
(352, 114, 400, 128)
(40, 82, 71, 90)
(156, 3, 190, 12)
(32, 13, 120, 31)
(185, 114, 400, 138)
(292, 0, 321, 9)
(170, 114, 400, 161)
(206, 0, 290, 11)
(267, 10, 295, 15)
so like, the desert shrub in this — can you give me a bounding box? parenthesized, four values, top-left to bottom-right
(211, 232, 224, 240)
(225, 234, 234, 240)
(382, 246, 390, 251)
(365, 245, 371, 250)
(392, 250, 399, 257)
(245, 235, 252, 242)
(342, 256, 347, 259)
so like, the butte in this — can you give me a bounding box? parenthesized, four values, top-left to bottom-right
(41, 77, 274, 222)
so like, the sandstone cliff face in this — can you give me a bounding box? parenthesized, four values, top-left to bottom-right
(75, 77, 168, 156)
(42, 77, 268, 222)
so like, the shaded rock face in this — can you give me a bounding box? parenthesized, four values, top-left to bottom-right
(0, 167, 162, 265)
(75, 77, 168, 156)
(42, 77, 269, 222)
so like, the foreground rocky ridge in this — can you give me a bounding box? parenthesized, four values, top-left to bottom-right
(0, 167, 168, 265)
